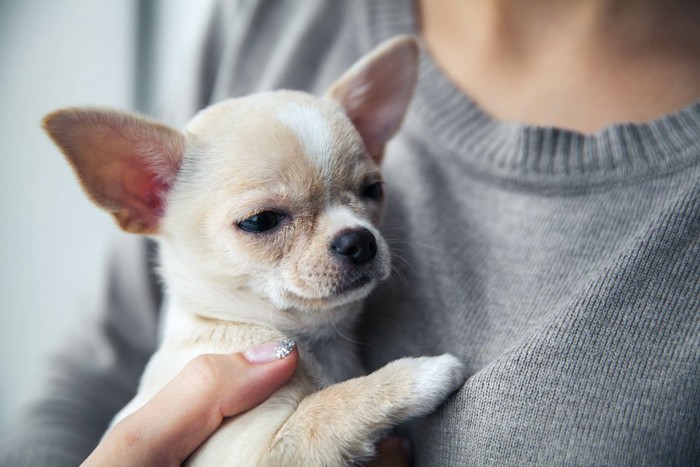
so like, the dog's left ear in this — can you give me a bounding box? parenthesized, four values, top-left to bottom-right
(326, 35, 419, 164)
(43, 108, 184, 235)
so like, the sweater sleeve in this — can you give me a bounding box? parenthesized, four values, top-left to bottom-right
(0, 4, 233, 465)
(0, 235, 161, 467)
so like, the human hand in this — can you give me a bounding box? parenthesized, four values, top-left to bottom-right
(82, 342, 298, 466)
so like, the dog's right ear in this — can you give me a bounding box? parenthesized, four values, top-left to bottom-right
(325, 35, 419, 165)
(43, 108, 184, 235)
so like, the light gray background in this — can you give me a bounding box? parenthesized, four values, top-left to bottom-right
(0, 0, 212, 431)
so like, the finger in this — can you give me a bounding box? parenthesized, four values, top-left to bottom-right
(141, 347, 299, 460)
(85, 341, 297, 466)
(366, 436, 413, 467)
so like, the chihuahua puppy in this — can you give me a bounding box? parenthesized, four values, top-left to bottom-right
(43, 36, 466, 466)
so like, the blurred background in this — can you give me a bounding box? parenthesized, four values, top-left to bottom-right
(0, 0, 213, 432)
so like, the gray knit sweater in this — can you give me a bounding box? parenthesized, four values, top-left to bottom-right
(2, 0, 699, 465)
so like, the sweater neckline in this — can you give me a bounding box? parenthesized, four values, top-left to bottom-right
(364, 0, 700, 191)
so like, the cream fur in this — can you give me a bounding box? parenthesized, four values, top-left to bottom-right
(44, 36, 467, 465)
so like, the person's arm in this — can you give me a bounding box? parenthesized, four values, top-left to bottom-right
(0, 235, 162, 466)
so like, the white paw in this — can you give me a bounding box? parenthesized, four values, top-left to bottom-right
(410, 354, 467, 413)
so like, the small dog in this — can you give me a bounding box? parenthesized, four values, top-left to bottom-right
(44, 36, 466, 465)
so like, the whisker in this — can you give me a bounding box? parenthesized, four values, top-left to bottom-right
(389, 251, 414, 274)
(330, 313, 364, 346)
(390, 263, 409, 286)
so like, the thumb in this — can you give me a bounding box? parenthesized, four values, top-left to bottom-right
(84, 340, 298, 466)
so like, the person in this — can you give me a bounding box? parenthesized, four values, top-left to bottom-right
(2, 0, 699, 465)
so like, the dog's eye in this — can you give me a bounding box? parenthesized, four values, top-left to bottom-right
(238, 211, 284, 233)
(362, 182, 383, 200)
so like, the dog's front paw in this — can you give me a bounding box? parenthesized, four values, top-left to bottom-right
(408, 354, 467, 414)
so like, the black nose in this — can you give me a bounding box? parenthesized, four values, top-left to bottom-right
(331, 228, 378, 265)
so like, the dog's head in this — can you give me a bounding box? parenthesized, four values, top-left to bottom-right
(43, 36, 418, 328)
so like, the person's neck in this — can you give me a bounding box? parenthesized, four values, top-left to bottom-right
(419, 0, 700, 133)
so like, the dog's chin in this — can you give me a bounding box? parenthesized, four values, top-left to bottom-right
(280, 274, 378, 311)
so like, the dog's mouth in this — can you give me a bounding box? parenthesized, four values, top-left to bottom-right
(280, 271, 380, 311)
(333, 274, 373, 296)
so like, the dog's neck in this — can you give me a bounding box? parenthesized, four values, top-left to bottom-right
(160, 296, 364, 384)
(157, 248, 366, 383)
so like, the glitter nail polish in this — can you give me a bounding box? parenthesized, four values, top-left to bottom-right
(243, 338, 296, 364)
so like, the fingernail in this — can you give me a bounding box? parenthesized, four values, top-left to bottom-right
(243, 338, 296, 364)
